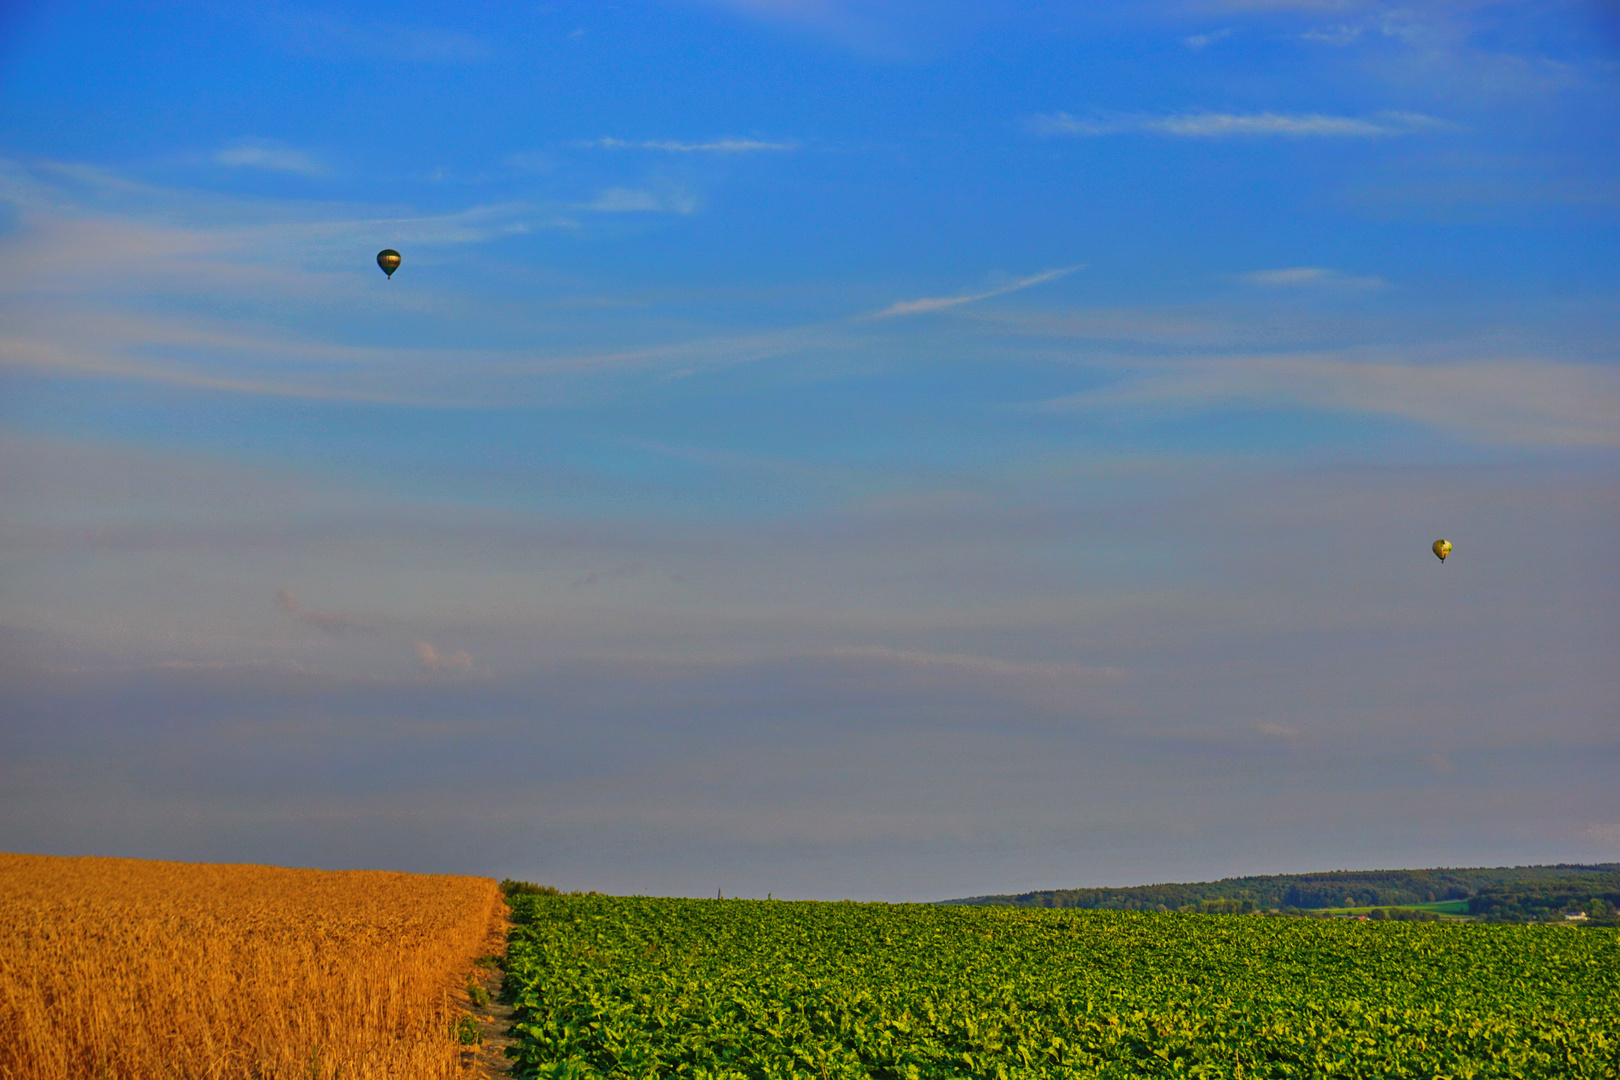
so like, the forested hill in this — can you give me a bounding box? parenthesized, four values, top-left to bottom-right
(942, 864, 1620, 920)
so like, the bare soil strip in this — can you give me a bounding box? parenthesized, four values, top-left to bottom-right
(457, 904, 520, 1077)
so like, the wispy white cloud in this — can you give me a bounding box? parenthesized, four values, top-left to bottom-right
(1157, 113, 1393, 136)
(0, 298, 834, 408)
(0, 285, 832, 406)
(584, 137, 798, 153)
(585, 187, 700, 214)
(1245, 267, 1334, 285)
(1245, 3, 1601, 103)
(0, 160, 572, 281)
(1184, 28, 1234, 51)
(1299, 24, 1363, 45)
(213, 139, 325, 176)
(0, 330, 422, 404)
(1242, 267, 1386, 288)
(1028, 110, 1456, 138)
(1035, 353, 1620, 448)
(415, 639, 476, 674)
(872, 266, 1080, 319)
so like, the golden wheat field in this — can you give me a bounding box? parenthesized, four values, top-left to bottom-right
(0, 853, 505, 1080)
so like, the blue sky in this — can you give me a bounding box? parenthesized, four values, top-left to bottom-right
(1, 0, 1616, 900)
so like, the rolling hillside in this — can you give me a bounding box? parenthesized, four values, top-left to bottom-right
(943, 863, 1620, 921)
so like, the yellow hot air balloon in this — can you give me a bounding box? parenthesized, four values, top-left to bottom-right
(1432, 539, 1452, 563)
(376, 249, 401, 278)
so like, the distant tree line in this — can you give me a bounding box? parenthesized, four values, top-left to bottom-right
(1365, 907, 1441, 922)
(942, 864, 1620, 921)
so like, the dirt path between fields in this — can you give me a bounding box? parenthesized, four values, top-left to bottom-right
(458, 903, 521, 1077)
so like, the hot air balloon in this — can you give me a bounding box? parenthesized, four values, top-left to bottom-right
(376, 249, 401, 278)
(1432, 539, 1452, 563)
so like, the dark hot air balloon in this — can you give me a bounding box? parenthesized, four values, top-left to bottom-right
(377, 249, 401, 278)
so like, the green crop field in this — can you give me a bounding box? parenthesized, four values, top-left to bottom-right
(502, 894, 1619, 1080)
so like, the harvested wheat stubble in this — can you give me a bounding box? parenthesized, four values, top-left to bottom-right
(0, 852, 504, 1080)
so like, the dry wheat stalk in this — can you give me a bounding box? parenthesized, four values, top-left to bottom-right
(0, 853, 504, 1080)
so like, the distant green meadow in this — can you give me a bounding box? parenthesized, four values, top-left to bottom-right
(501, 894, 1619, 1079)
(1406, 900, 1470, 915)
(1314, 900, 1472, 918)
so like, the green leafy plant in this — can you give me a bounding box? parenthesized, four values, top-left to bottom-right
(451, 1015, 482, 1046)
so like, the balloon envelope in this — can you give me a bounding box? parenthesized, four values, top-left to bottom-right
(1432, 539, 1451, 562)
(376, 249, 401, 278)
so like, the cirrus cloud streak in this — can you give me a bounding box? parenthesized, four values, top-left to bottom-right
(1028, 110, 1457, 138)
(872, 266, 1081, 319)
(1036, 353, 1620, 448)
(583, 137, 798, 153)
